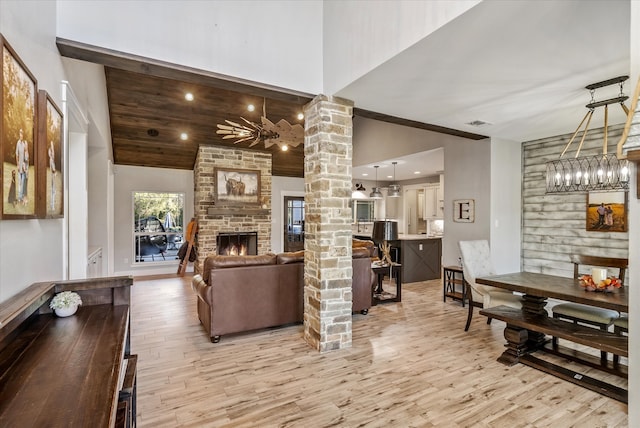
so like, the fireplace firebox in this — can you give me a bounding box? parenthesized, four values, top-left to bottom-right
(217, 232, 258, 256)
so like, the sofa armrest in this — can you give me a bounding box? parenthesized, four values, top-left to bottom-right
(192, 274, 212, 304)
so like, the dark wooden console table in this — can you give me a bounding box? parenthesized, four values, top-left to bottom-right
(0, 276, 136, 427)
(443, 265, 466, 306)
(477, 272, 628, 403)
(372, 263, 402, 305)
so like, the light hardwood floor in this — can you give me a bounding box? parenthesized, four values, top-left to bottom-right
(131, 275, 628, 427)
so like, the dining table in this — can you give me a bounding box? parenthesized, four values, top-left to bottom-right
(476, 271, 628, 403)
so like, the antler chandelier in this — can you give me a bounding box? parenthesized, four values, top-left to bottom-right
(545, 76, 631, 193)
(216, 99, 304, 151)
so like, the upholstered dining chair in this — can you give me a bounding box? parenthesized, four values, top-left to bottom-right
(551, 254, 628, 363)
(458, 240, 523, 331)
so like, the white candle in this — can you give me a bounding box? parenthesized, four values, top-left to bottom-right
(592, 268, 608, 284)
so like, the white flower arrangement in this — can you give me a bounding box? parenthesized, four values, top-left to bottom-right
(49, 291, 83, 310)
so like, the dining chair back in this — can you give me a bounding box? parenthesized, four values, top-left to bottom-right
(570, 254, 627, 283)
(458, 240, 522, 331)
(552, 254, 628, 364)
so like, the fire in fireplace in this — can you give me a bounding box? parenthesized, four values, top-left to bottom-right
(217, 232, 258, 256)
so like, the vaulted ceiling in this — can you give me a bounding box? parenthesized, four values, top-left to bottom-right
(56, 39, 484, 179)
(56, 1, 632, 180)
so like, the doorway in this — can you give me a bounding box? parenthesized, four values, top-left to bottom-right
(284, 196, 304, 252)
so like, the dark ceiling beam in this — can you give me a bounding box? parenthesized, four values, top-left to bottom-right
(56, 37, 314, 105)
(353, 108, 487, 140)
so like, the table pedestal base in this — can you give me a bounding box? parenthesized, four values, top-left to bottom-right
(497, 325, 529, 366)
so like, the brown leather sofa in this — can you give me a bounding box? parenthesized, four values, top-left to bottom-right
(192, 246, 375, 343)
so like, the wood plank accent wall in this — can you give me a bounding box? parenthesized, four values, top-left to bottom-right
(522, 124, 629, 279)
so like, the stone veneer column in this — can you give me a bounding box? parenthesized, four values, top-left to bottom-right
(303, 94, 354, 352)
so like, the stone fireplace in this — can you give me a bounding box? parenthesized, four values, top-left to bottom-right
(217, 231, 258, 256)
(194, 146, 272, 272)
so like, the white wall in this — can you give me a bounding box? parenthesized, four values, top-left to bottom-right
(271, 176, 305, 253)
(0, 1, 68, 300)
(112, 165, 194, 276)
(68, 131, 88, 279)
(56, 0, 323, 95)
(353, 116, 469, 167)
(87, 144, 110, 277)
(442, 138, 492, 267)
(322, 0, 480, 95)
(490, 138, 522, 273)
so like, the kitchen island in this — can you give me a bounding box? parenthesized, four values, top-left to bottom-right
(353, 231, 442, 283)
(397, 235, 442, 283)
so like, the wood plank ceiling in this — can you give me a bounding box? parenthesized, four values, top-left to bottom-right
(106, 67, 309, 177)
(57, 38, 486, 178)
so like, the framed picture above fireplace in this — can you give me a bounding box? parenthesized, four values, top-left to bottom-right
(215, 167, 261, 205)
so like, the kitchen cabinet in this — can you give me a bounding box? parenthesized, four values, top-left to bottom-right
(400, 237, 442, 282)
(422, 185, 442, 219)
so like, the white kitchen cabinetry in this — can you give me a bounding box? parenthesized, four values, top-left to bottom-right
(422, 183, 443, 219)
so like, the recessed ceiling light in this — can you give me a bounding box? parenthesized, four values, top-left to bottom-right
(180, 132, 188, 141)
(362, 173, 368, 177)
(184, 92, 194, 101)
(297, 113, 304, 120)
(414, 171, 421, 175)
(248, 104, 255, 112)
(387, 175, 393, 178)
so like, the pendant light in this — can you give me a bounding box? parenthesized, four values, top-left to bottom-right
(545, 76, 631, 193)
(388, 161, 401, 197)
(370, 166, 383, 199)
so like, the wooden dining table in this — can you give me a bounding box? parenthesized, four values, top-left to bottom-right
(476, 271, 628, 403)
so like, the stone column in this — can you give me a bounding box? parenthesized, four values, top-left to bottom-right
(303, 94, 354, 352)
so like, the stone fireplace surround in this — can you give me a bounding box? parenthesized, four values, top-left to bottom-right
(194, 146, 272, 273)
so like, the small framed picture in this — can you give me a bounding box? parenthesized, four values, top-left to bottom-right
(586, 191, 627, 232)
(37, 90, 64, 218)
(453, 199, 475, 223)
(214, 167, 261, 205)
(1, 33, 38, 219)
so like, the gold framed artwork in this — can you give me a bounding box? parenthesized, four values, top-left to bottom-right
(586, 191, 627, 232)
(1, 33, 38, 219)
(37, 90, 63, 218)
(214, 167, 261, 205)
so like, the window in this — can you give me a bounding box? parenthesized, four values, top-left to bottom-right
(133, 192, 185, 263)
(352, 200, 375, 223)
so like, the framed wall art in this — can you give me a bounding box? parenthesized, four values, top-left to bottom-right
(453, 199, 475, 223)
(37, 90, 63, 218)
(214, 167, 261, 205)
(586, 191, 627, 232)
(1, 33, 38, 219)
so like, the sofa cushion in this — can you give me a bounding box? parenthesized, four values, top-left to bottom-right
(202, 254, 277, 284)
(277, 251, 305, 264)
(352, 238, 377, 258)
(352, 247, 371, 259)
